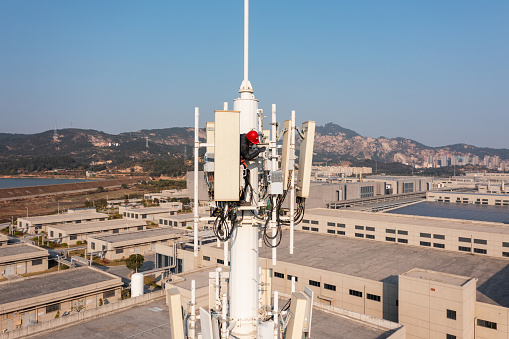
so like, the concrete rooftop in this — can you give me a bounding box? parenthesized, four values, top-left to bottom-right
(0, 244, 47, 259)
(48, 219, 145, 234)
(90, 228, 186, 244)
(0, 267, 118, 305)
(19, 211, 107, 224)
(260, 231, 509, 307)
(31, 298, 394, 339)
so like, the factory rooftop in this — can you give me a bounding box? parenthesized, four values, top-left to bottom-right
(306, 207, 509, 235)
(19, 211, 107, 224)
(47, 219, 145, 234)
(260, 231, 509, 307)
(0, 267, 121, 309)
(386, 201, 509, 224)
(123, 206, 178, 214)
(31, 298, 395, 339)
(90, 228, 185, 244)
(0, 243, 48, 263)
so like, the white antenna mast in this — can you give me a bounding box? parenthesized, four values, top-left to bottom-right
(239, 0, 252, 93)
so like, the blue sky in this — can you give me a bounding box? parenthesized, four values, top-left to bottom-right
(1, 1, 508, 148)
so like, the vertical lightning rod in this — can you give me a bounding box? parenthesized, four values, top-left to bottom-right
(290, 111, 296, 254)
(193, 108, 199, 258)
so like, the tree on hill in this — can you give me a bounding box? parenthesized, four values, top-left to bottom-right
(125, 254, 144, 273)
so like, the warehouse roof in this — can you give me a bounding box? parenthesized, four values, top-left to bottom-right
(260, 231, 509, 307)
(18, 211, 107, 225)
(90, 228, 185, 244)
(47, 219, 145, 234)
(0, 244, 48, 263)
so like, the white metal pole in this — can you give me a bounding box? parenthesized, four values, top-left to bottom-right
(224, 102, 229, 111)
(194, 108, 200, 258)
(224, 239, 228, 266)
(189, 279, 196, 338)
(215, 267, 221, 312)
(271, 104, 277, 265)
(222, 293, 228, 339)
(291, 276, 295, 293)
(290, 111, 295, 255)
(244, 0, 249, 83)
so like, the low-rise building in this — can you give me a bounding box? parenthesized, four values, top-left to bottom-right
(17, 210, 108, 234)
(158, 213, 194, 228)
(427, 191, 509, 206)
(365, 176, 433, 194)
(299, 208, 509, 259)
(46, 220, 146, 246)
(0, 266, 122, 332)
(0, 234, 8, 246)
(87, 228, 186, 260)
(0, 244, 49, 277)
(119, 205, 181, 223)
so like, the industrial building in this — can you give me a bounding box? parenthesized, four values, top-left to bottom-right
(299, 208, 509, 259)
(0, 266, 123, 332)
(119, 205, 181, 222)
(365, 176, 434, 194)
(87, 228, 185, 260)
(17, 210, 108, 234)
(427, 191, 509, 206)
(0, 244, 49, 277)
(144, 189, 189, 202)
(158, 213, 194, 228)
(182, 229, 509, 339)
(46, 219, 146, 246)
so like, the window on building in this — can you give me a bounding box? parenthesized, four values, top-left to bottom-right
(327, 229, 335, 234)
(303, 220, 309, 224)
(159, 219, 163, 224)
(503, 252, 509, 257)
(311, 220, 319, 225)
(137, 226, 143, 231)
(398, 230, 408, 235)
(324, 283, 336, 291)
(46, 303, 60, 313)
(103, 290, 115, 299)
(337, 231, 346, 235)
(355, 233, 364, 238)
(311, 228, 319, 232)
(434, 243, 445, 249)
(459, 246, 471, 252)
(398, 238, 408, 244)
(420, 241, 431, 247)
(459, 237, 470, 243)
(337, 223, 346, 228)
(447, 309, 456, 320)
(309, 280, 320, 287)
(446, 335, 457, 339)
(141, 214, 147, 219)
(113, 229, 119, 234)
(386, 237, 396, 242)
(477, 319, 497, 330)
(123, 212, 127, 217)
(367, 293, 381, 302)
(502, 242, 509, 247)
(386, 229, 396, 234)
(164, 220, 168, 226)
(474, 248, 487, 254)
(355, 225, 364, 230)
(116, 248, 123, 254)
(287, 275, 298, 282)
(327, 222, 335, 227)
(32, 259, 43, 265)
(360, 185, 375, 198)
(217, 259, 224, 264)
(274, 272, 284, 279)
(474, 239, 487, 245)
(50, 231, 54, 237)
(433, 234, 445, 240)
(302, 226, 310, 231)
(70, 235, 77, 240)
(91, 242, 95, 250)
(349, 289, 362, 297)
(366, 234, 375, 239)
(403, 182, 414, 193)
(203, 256, 210, 261)
(420, 233, 431, 238)
(366, 226, 375, 231)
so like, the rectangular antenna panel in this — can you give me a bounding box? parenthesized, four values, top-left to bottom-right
(296, 121, 316, 198)
(206, 122, 215, 153)
(214, 110, 240, 201)
(166, 288, 185, 339)
(281, 120, 291, 188)
(285, 292, 307, 339)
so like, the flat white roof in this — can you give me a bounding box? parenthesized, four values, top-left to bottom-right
(18, 211, 107, 225)
(47, 219, 145, 234)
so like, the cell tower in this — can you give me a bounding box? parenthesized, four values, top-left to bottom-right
(146, 135, 149, 148)
(172, 1, 317, 338)
(53, 122, 58, 140)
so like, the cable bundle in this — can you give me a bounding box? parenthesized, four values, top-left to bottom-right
(212, 202, 242, 242)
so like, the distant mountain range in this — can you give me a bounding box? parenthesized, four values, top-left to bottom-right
(0, 123, 507, 167)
